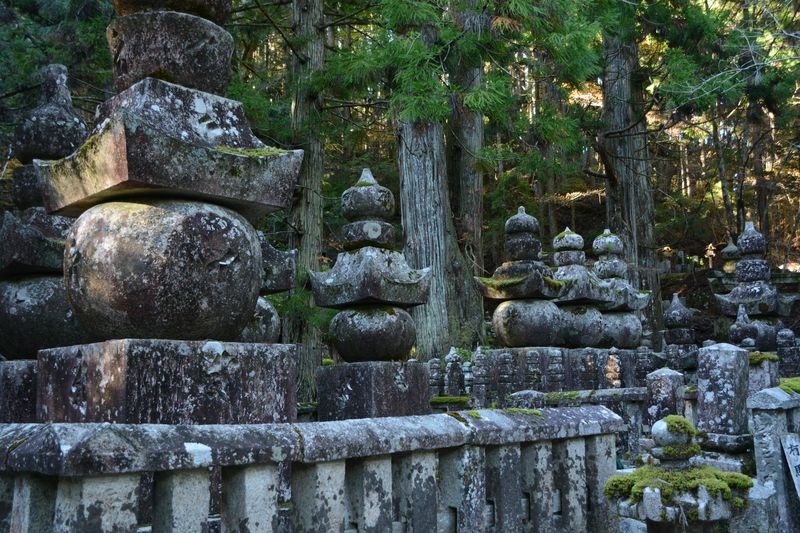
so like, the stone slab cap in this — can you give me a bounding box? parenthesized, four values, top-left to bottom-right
(600, 279, 651, 312)
(747, 386, 800, 410)
(0, 422, 298, 476)
(108, 12, 233, 94)
(454, 405, 624, 446)
(310, 246, 431, 308)
(38, 339, 297, 424)
(258, 232, 297, 294)
(112, 0, 232, 25)
(715, 281, 779, 317)
(36, 107, 303, 222)
(294, 414, 470, 463)
(474, 263, 564, 301)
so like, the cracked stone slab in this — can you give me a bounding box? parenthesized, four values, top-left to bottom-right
(37, 339, 297, 424)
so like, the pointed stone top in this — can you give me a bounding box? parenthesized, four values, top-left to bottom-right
(721, 237, 740, 260)
(36, 64, 72, 107)
(341, 168, 395, 222)
(664, 293, 692, 328)
(553, 227, 583, 251)
(737, 220, 765, 256)
(357, 168, 378, 186)
(505, 205, 539, 234)
(592, 229, 623, 256)
(736, 304, 751, 323)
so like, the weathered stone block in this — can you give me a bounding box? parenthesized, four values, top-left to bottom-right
(344, 455, 393, 532)
(0, 276, 95, 359)
(222, 464, 279, 533)
(11, 165, 44, 210)
(108, 12, 233, 94)
(112, 0, 232, 24)
(552, 438, 588, 532)
(38, 339, 296, 424)
(64, 200, 262, 341)
(520, 441, 555, 532)
(646, 367, 683, 424)
(258, 234, 296, 294)
(0, 361, 37, 423)
(392, 451, 437, 533)
(0, 210, 66, 276)
(438, 446, 487, 533)
(37, 109, 303, 222)
(329, 307, 416, 362)
(696, 343, 749, 439)
(152, 469, 209, 532)
(316, 361, 430, 421)
(9, 474, 57, 533)
(485, 445, 523, 532)
(53, 474, 139, 532)
(292, 461, 346, 533)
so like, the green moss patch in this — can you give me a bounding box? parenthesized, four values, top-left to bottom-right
(465, 410, 482, 419)
(662, 443, 701, 458)
(664, 415, 700, 436)
(502, 407, 543, 416)
(604, 465, 753, 506)
(321, 358, 335, 366)
(780, 377, 800, 395)
(216, 145, 288, 157)
(749, 351, 779, 365)
(476, 275, 527, 290)
(431, 395, 471, 406)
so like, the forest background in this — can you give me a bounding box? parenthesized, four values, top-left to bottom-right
(2, 0, 799, 399)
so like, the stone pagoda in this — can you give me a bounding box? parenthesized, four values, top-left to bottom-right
(0, 65, 95, 422)
(662, 293, 699, 373)
(32, 1, 302, 424)
(311, 169, 432, 420)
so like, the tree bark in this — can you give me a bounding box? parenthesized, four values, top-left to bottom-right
(446, 1, 488, 278)
(712, 102, 737, 238)
(597, 33, 663, 346)
(286, 0, 325, 401)
(398, 119, 484, 358)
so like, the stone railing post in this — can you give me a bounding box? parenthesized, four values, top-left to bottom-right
(0, 474, 11, 532)
(221, 464, 280, 533)
(586, 434, 617, 533)
(344, 455, 393, 532)
(521, 441, 555, 532)
(152, 469, 210, 532)
(392, 451, 438, 532)
(486, 444, 523, 532)
(53, 474, 139, 531)
(553, 438, 588, 532)
(9, 474, 56, 533)
(748, 387, 800, 533)
(292, 461, 346, 531)
(438, 445, 487, 532)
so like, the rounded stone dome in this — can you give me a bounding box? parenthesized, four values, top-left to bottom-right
(341, 168, 395, 221)
(663, 293, 692, 328)
(737, 221, 765, 256)
(505, 206, 539, 234)
(592, 229, 623, 256)
(65, 199, 262, 340)
(329, 306, 416, 362)
(553, 227, 583, 251)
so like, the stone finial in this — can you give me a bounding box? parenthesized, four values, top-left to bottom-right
(737, 221, 765, 256)
(592, 229, 623, 256)
(664, 294, 692, 329)
(592, 229, 627, 279)
(340, 169, 396, 250)
(504, 206, 541, 261)
(553, 227, 583, 251)
(720, 237, 740, 260)
(13, 64, 87, 163)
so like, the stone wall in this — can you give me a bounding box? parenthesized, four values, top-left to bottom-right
(0, 405, 622, 532)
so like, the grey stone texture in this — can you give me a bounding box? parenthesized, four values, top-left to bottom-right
(328, 306, 416, 362)
(37, 339, 297, 424)
(310, 246, 431, 308)
(221, 463, 279, 533)
(316, 361, 431, 420)
(37, 84, 303, 222)
(697, 343, 750, 450)
(238, 297, 281, 344)
(344, 455, 393, 532)
(258, 234, 296, 294)
(112, 0, 233, 24)
(13, 65, 86, 164)
(438, 446, 486, 532)
(0, 209, 70, 276)
(341, 169, 394, 221)
(392, 451, 438, 533)
(53, 474, 139, 532)
(646, 367, 684, 424)
(0, 361, 37, 423)
(108, 12, 233, 94)
(592, 230, 650, 312)
(730, 305, 779, 351)
(11, 165, 45, 210)
(8, 474, 57, 533)
(64, 200, 262, 341)
(152, 469, 210, 532)
(777, 328, 800, 377)
(0, 276, 95, 359)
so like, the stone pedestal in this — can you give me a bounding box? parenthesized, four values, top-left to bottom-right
(316, 361, 430, 421)
(37, 340, 296, 424)
(0, 360, 37, 423)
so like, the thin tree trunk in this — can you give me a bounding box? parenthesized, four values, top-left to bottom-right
(286, 0, 325, 401)
(598, 33, 663, 346)
(712, 104, 736, 238)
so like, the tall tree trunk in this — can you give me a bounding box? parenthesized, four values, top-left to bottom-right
(597, 33, 663, 346)
(447, 1, 488, 278)
(712, 102, 737, 238)
(534, 51, 565, 240)
(286, 0, 325, 401)
(398, 120, 484, 357)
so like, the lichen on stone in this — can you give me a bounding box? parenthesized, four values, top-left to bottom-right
(748, 351, 779, 365)
(502, 407, 543, 416)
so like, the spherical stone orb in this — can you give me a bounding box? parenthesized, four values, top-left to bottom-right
(65, 199, 262, 340)
(493, 300, 562, 347)
(329, 306, 416, 362)
(652, 419, 691, 447)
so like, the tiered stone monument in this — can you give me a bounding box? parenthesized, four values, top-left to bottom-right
(0, 65, 95, 423)
(662, 293, 699, 374)
(311, 169, 432, 420)
(33, 2, 303, 424)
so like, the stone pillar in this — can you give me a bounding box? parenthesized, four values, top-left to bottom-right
(392, 451, 438, 533)
(552, 438, 588, 532)
(646, 367, 684, 424)
(221, 464, 279, 533)
(152, 469, 210, 532)
(520, 441, 555, 532)
(344, 455, 392, 533)
(697, 343, 750, 452)
(438, 446, 486, 533)
(53, 474, 139, 532)
(586, 434, 617, 533)
(9, 474, 57, 533)
(0, 361, 36, 423)
(778, 329, 800, 378)
(485, 445, 523, 532)
(292, 461, 346, 532)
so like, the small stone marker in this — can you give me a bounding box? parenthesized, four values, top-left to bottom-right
(781, 433, 800, 498)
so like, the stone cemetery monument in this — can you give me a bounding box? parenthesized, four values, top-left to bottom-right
(311, 169, 432, 420)
(29, 1, 303, 424)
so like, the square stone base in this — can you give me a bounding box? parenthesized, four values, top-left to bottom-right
(316, 361, 430, 421)
(37, 339, 296, 424)
(0, 360, 37, 423)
